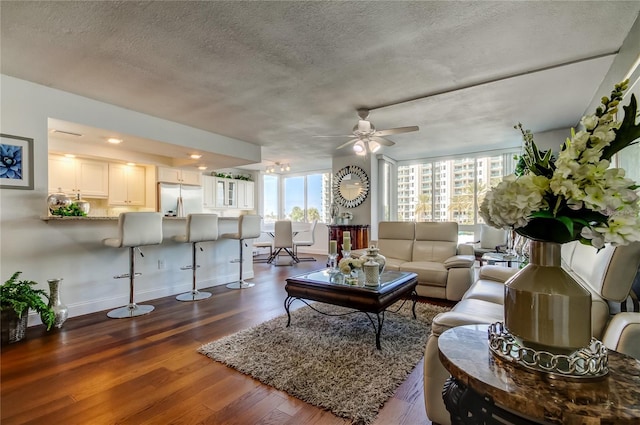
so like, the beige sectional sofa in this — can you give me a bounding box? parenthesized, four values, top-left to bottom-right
(423, 240, 640, 425)
(361, 221, 475, 301)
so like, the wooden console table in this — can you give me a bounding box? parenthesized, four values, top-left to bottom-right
(327, 224, 369, 260)
(438, 324, 640, 425)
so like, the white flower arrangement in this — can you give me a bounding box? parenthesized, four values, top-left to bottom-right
(480, 80, 640, 248)
(338, 257, 363, 274)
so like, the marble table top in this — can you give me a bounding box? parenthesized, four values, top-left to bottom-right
(438, 324, 640, 424)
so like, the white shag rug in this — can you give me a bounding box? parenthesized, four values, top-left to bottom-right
(198, 300, 449, 425)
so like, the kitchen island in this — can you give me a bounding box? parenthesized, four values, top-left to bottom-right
(32, 215, 254, 322)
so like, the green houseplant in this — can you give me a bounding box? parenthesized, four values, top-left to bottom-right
(1, 271, 55, 343)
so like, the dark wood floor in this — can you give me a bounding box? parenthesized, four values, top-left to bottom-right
(1, 254, 449, 425)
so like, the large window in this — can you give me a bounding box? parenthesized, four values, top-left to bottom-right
(396, 152, 516, 227)
(262, 171, 332, 223)
(262, 174, 279, 222)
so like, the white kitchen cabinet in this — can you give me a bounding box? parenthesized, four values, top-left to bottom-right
(157, 166, 201, 186)
(108, 163, 146, 206)
(202, 175, 216, 209)
(237, 180, 255, 210)
(48, 155, 109, 198)
(215, 178, 237, 208)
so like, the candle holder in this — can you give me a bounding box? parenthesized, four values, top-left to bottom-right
(328, 253, 338, 272)
(341, 250, 351, 259)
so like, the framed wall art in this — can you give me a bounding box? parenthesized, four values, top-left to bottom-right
(0, 133, 34, 190)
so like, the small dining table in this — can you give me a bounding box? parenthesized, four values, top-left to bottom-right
(261, 221, 312, 238)
(260, 221, 312, 264)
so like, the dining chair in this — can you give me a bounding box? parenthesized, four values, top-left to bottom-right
(267, 220, 299, 266)
(293, 219, 317, 262)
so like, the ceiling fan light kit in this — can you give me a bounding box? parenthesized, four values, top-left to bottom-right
(325, 108, 419, 155)
(265, 162, 290, 173)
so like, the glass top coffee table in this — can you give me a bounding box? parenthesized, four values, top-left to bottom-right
(481, 252, 523, 267)
(284, 269, 418, 349)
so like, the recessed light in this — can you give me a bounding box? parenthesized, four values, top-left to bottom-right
(126, 162, 136, 166)
(107, 138, 123, 144)
(198, 166, 208, 170)
(190, 154, 202, 159)
(64, 153, 76, 158)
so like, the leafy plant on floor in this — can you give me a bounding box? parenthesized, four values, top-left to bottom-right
(1, 271, 55, 330)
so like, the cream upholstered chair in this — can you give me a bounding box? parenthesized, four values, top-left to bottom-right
(268, 220, 298, 266)
(173, 214, 218, 301)
(293, 220, 317, 262)
(102, 212, 163, 318)
(473, 224, 508, 265)
(221, 214, 261, 289)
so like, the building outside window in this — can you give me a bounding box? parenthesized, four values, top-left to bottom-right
(396, 151, 517, 241)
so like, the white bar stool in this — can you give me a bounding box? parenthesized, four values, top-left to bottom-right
(221, 214, 261, 289)
(173, 213, 219, 301)
(102, 212, 163, 318)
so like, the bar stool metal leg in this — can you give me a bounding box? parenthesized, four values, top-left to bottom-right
(108, 247, 155, 318)
(177, 243, 212, 301)
(226, 239, 255, 289)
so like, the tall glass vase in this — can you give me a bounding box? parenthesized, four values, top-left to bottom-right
(47, 278, 68, 328)
(504, 240, 591, 352)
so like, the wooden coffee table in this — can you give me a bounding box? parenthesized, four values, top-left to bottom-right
(284, 269, 418, 349)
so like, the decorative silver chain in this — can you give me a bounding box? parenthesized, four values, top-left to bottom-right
(488, 322, 608, 379)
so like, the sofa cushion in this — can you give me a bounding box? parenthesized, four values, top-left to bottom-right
(430, 299, 504, 336)
(478, 265, 519, 283)
(415, 221, 458, 242)
(462, 279, 506, 304)
(377, 221, 415, 262)
(412, 241, 457, 263)
(383, 257, 405, 271)
(566, 241, 640, 302)
(443, 255, 475, 269)
(400, 261, 448, 286)
(413, 222, 458, 262)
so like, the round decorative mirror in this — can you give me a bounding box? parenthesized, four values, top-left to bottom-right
(333, 165, 369, 208)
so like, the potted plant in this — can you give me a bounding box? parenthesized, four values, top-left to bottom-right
(1, 271, 55, 344)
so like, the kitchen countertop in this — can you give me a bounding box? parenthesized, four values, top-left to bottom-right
(41, 215, 240, 221)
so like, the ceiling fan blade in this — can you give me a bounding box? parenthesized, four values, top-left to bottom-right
(372, 136, 395, 147)
(336, 138, 359, 150)
(312, 134, 353, 138)
(374, 126, 419, 136)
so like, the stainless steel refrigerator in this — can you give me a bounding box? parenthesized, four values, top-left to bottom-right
(157, 182, 203, 217)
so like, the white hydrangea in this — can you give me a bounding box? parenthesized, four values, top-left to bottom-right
(479, 174, 548, 230)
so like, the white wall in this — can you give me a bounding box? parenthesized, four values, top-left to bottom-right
(532, 127, 572, 155)
(0, 75, 261, 325)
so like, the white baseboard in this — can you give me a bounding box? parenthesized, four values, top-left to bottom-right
(27, 271, 253, 327)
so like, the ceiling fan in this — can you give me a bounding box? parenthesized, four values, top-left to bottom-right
(318, 108, 419, 155)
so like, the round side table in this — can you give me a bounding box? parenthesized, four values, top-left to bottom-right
(438, 324, 640, 425)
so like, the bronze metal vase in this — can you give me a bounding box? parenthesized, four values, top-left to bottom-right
(504, 240, 591, 352)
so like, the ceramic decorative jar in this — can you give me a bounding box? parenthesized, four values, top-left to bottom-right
(74, 193, 90, 215)
(47, 190, 72, 213)
(363, 259, 380, 286)
(360, 245, 386, 275)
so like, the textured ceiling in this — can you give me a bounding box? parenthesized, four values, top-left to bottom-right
(2, 1, 639, 172)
